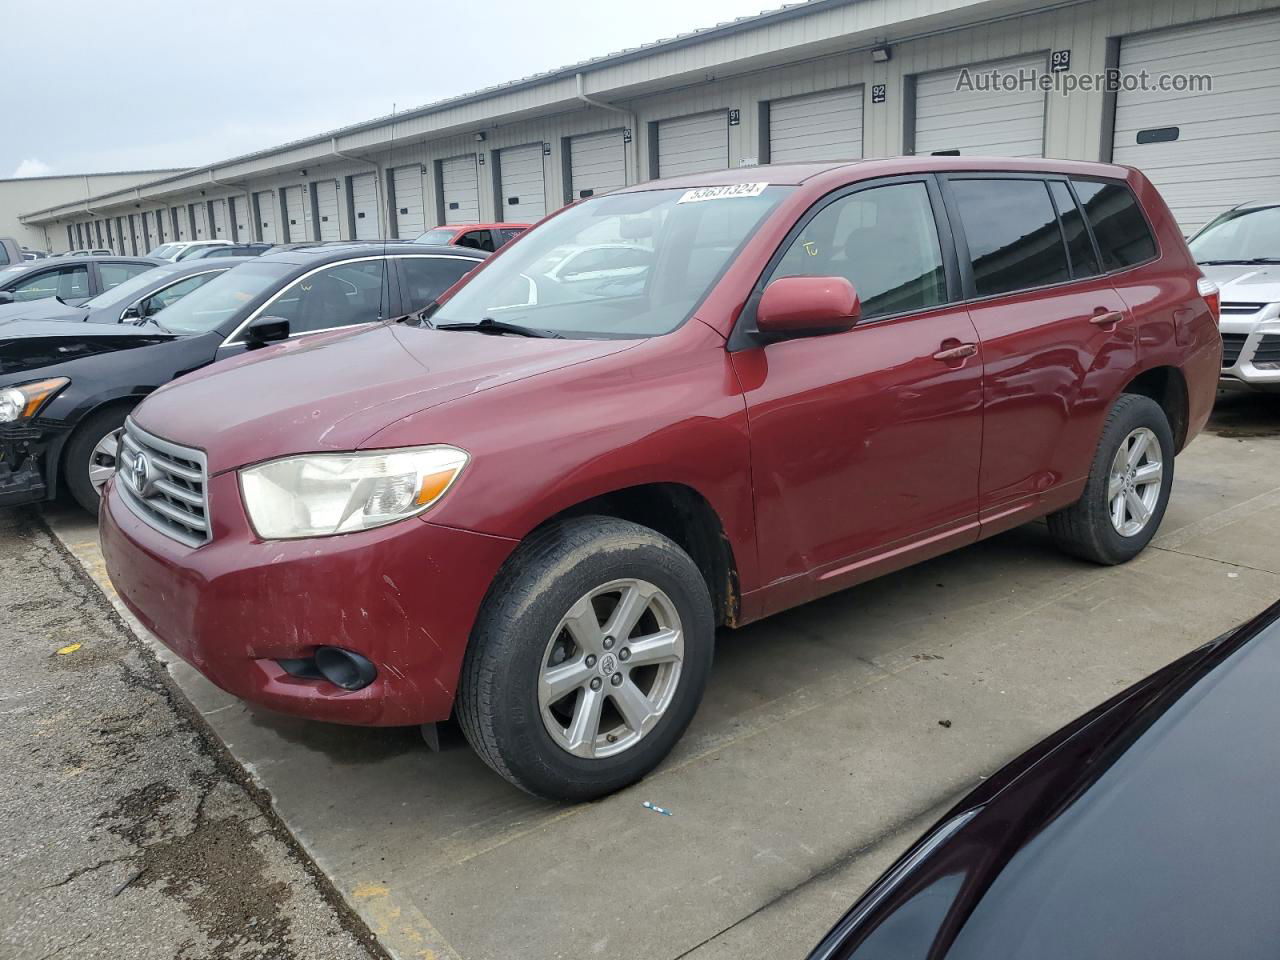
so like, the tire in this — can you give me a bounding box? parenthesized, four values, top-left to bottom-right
(457, 515, 715, 801)
(63, 405, 132, 516)
(1047, 393, 1175, 565)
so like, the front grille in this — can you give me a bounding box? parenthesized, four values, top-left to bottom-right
(1220, 302, 1266, 316)
(116, 419, 210, 547)
(1221, 333, 1248, 368)
(1254, 334, 1280, 366)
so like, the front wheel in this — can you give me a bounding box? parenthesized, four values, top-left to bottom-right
(63, 405, 132, 516)
(457, 516, 715, 801)
(1047, 393, 1174, 565)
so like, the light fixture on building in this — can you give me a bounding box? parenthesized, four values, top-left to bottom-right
(474, 131, 487, 142)
(871, 44, 892, 63)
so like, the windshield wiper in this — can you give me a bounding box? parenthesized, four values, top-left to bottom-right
(434, 316, 563, 339)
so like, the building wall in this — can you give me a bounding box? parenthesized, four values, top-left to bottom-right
(24, 0, 1280, 243)
(2, 171, 186, 252)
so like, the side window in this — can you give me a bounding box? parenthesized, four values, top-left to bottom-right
(1048, 181, 1100, 278)
(494, 228, 523, 248)
(457, 230, 494, 252)
(397, 257, 477, 312)
(771, 181, 947, 319)
(12, 266, 89, 301)
(264, 260, 391, 334)
(950, 178, 1070, 297)
(1071, 180, 1158, 271)
(143, 273, 218, 315)
(99, 261, 154, 291)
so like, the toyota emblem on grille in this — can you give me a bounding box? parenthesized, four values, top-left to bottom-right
(129, 449, 154, 496)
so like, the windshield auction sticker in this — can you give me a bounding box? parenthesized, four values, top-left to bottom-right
(677, 183, 769, 203)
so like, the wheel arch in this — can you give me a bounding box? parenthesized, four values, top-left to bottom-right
(1120, 365, 1190, 452)
(527, 482, 742, 628)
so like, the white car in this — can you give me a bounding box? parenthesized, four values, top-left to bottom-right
(144, 240, 233, 261)
(1191, 202, 1280, 392)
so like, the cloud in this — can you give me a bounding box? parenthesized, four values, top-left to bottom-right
(11, 158, 53, 178)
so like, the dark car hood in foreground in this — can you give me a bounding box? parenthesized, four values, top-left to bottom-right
(0, 298, 88, 322)
(0, 319, 175, 378)
(132, 321, 638, 474)
(811, 599, 1280, 960)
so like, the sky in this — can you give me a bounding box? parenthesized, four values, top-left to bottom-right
(3, 0, 779, 178)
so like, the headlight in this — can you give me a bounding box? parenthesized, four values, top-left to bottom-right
(239, 445, 469, 539)
(0, 377, 69, 423)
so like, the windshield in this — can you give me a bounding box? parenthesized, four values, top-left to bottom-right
(152, 261, 292, 335)
(415, 229, 457, 245)
(1189, 206, 1280, 263)
(83, 265, 173, 309)
(431, 186, 790, 338)
(146, 244, 176, 258)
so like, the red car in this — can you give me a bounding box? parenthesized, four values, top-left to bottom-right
(412, 222, 529, 252)
(101, 157, 1221, 801)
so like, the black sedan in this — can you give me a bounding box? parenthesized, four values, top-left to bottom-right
(0, 256, 162, 306)
(807, 598, 1280, 960)
(0, 258, 241, 326)
(0, 243, 486, 514)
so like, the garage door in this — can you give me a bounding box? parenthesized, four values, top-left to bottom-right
(392, 166, 426, 238)
(129, 214, 141, 254)
(212, 199, 231, 239)
(656, 111, 729, 177)
(769, 88, 864, 162)
(144, 212, 158, 249)
(174, 206, 189, 241)
(914, 53, 1047, 157)
(1113, 13, 1280, 232)
(255, 191, 277, 242)
(439, 156, 479, 226)
(193, 202, 211, 239)
(350, 172, 379, 239)
(308, 180, 339, 241)
(232, 196, 253, 241)
(569, 129, 626, 201)
(284, 185, 312, 242)
(498, 144, 546, 222)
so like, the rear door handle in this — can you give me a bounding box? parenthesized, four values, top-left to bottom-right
(1090, 310, 1124, 327)
(933, 342, 978, 362)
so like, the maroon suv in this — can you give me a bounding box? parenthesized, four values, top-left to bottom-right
(100, 157, 1221, 801)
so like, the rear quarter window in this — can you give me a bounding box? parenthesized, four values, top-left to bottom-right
(1071, 180, 1158, 271)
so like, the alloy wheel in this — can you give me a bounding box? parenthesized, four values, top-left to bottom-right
(1107, 426, 1163, 537)
(538, 578, 684, 759)
(88, 428, 124, 495)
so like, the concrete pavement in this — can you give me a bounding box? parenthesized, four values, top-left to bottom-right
(33, 391, 1280, 960)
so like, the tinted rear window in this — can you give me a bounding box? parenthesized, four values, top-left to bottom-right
(950, 178, 1070, 297)
(1071, 180, 1157, 270)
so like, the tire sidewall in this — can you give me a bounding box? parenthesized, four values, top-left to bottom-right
(475, 522, 714, 799)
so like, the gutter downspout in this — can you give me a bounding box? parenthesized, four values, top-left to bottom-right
(332, 137, 386, 238)
(576, 73, 639, 185)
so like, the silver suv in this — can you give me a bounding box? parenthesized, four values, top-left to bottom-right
(1191, 202, 1280, 392)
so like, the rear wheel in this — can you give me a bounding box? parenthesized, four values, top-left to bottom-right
(63, 406, 132, 516)
(1047, 393, 1174, 565)
(457, 516, 714, 801)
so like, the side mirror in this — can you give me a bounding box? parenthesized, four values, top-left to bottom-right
(244, 316, 291, 348)
(756, 276, 860, 337)
(0, 291, 13, 305)
(120, 304, 142, 321)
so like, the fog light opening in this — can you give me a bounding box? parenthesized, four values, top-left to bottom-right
(313, 647, 377, 691)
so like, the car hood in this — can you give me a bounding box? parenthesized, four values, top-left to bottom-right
(132, 322, 640, 475)
(1199, 263, 1280, 305)
(0, 298, 88, 322)
(0, 319, 176, 378)
(810, 600, 1280, 960)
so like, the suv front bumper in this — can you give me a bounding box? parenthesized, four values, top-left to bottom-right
(99, 470, 519, 726)
(1220, 308, 1280, 391)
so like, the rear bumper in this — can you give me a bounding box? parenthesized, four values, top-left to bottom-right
(100, 470, 518, 726)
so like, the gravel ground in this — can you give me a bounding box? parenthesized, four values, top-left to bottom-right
(0, 507, 386, 960)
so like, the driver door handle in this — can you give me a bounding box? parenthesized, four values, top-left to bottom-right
(933, 342, 978, 362)
(1090, 310, 1124, 327)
